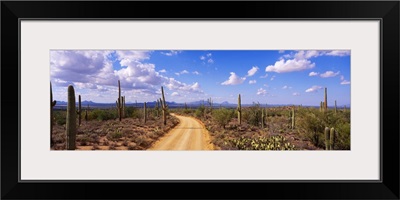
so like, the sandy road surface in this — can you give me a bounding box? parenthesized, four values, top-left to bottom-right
(149, 114, 213, 150)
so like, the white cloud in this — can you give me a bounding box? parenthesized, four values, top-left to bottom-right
(270, 75, 276, 81)
(206, 53, 212, 57)
(341, 80, 351, 85)
(320, 71, 340, 78)
(266, 59, 315, 73)
(257, 88, 267, 95)
(221, 72, 246, 85)
(260, 73, 269, 78)
(247, 66, 259, 77)
(171, 92, 180, 96)
(326, 50, 350, 56)
(282, 85, 289, 89)
(192, 71, 200, 75)
(200, 56, 206, 60)
(292, 92, 300, 96)
(175, 70, 189, 76)
(50, 50, 205, 102)
(309, 71, 319, 76)
(249, 80, 256, 84)
(305, 85, 322, 93)
(161, 50, 181, 56)
(263, 84, 269, 87)
(340, 75, 350, 85)
(207, 59, 214, 64)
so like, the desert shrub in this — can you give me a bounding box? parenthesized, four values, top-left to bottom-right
(228, 135, 295, 150)
(212, 108, 235, 128)
(107, 128, 123, 141)
(297, 108, 350, 149)
(195, 105, 205, 118)
(53, 110, 67, 125)
(334, 122, 350, 150)
(242, 103, 263, 126)
(89, 109, 118, 121)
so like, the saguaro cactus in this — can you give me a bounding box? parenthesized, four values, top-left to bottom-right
(291, 106, 295, 130)
(76, 95, 82, 126)
(330, 127, 335, 150)
(320, 101, 323, 112)
(50, 82, 57, 147)
(66, 85, 77, 150)
(161, 86, 167, 125)
(156, 99, 160, 117)
(237, 94, 242, 125)
(324, 127, 330, 150)
(334, 100, 337, 114)
(324, 87, 328, 112)
(261, 107, 265, 129)
(122, 96, 125, 118)
(143, 102, 147, 123)
(116, 80, 122, 121)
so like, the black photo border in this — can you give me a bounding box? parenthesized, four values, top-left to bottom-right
(2, 1, 399, 199)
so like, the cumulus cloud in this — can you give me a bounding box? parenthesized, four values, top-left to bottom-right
(326, 50, 350, 56)
(257, 88, 267, 95)
(320, 71, 340, 78)
(200, 56, 206, 60)
(260, 73, 269, 78)
(266, 59, 315, 73)
(175, 70, 189, 76)
(270, 75, 276, 81)
(192, 71, 200, 75)
(246, 66, 259, 77)
(208, 59, 214, 64)
(50, 50, 204, 102)
(282, 85, 291, 89)
(161, 50, 181, 56)
(305, 85, 322, 93)
(200, 53, 214, 64)
(266, 50, 350, 74)
(292, 92, 300, 96)
(171, 92, 180, 96)
(249, 80, 256, 84)
(309, 71, 319, 76)
(340, 75, 351, 85)
(221, 72, 246, 85)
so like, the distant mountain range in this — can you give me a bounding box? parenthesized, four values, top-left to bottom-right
(54, 100, 350, 109)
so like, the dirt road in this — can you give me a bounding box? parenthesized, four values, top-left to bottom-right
(149, 114, 213, 150)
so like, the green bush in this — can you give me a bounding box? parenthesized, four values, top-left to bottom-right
(53, 110, 67, 125)
(212, 108, 235, 128)
(242, 103, 263, 126)
(195, 105, 205, 118)
(88, 109, 118, 121)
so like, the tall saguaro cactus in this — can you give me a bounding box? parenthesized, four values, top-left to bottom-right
(330, 128, 335, 150)
(116, 80, 122, 121)
(324, 127, 330, 150)
(144, 102, 147, 123)
(161, 86, 167, 125)
(237, 94, 242, 125)
(291, 106, 295, 130)
(66, 85, 77, 150)
(50, 82, 57, 147)
(320, 101, 323, 112)
(122, 96, 125, 118)
(156, 99, 160, 117)
(324, 87, 328, 112)
(261, 107, 265, 129)
(76, 95, 82, 126)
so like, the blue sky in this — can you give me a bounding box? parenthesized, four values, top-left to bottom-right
(50, 50, 350, 106)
